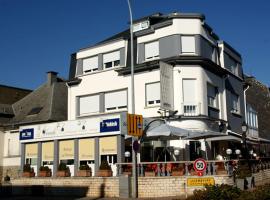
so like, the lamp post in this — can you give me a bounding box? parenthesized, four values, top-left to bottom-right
(127, 0, 137, 198)
(241, 121, 248, 160)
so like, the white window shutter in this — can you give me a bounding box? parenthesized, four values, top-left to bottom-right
(82, 56, 98, 72)
(145, 41, 159, 59)
(103, 51, 120, 63)
(146, 82, 160, 102)
(181, 36, 195, 53)
(183, 79, 196, 103)
(79, 95, 99, 115)
(105, 90, 127, 109)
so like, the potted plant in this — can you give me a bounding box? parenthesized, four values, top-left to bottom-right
(39, 166, 52, 177)
(172, 163, 185, 176)
(56, 163, 71, 177)
(215, 161, 228, 175)
(97, 160, 112, 177)
(122, 164, 132, 176)
(144, 164, 156, 177)
(77, 164, 92, 177)
(22, 164, 35, 177)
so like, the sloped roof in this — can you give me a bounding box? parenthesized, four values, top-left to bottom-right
(7, 81, 67, 126)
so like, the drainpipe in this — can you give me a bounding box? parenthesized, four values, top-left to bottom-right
(244, 85, 250, 123)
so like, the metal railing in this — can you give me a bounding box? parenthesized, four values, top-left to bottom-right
(182, 103, 201, 116)
(116, 160, 234, 177)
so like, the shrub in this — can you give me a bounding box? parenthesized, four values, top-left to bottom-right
(187, 184, 241, 200)
(23, 164, 34, 173)
(58, 162, 69, 171)
(79, 164, 91, 171)
(39, 166, 51, 172)
(99, 160, 111, 170)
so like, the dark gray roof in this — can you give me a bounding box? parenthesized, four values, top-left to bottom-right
(79, 12, 209, 51)
(7, 82, 67, 126)
(2, 73, 67, 127)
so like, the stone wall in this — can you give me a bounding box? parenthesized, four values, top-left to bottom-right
(253, 169, 270, 186)
(5, 175, 233, 198)
(1, 166, 20, 181)
(9, 177, 119, 198)
(138, 175, 233, 198)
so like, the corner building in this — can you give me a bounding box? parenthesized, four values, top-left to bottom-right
(20, 12, 248, 176)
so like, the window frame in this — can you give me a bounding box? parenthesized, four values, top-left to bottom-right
(145, 81, 161, 107)
(104, 89, 128, 112)
(103, 50, 121, 69)
(207, 83, 219, 109)
(230, 92, 240, 114)
(144, 40, 159, 61)
(181, 35, 196, 54)
(82, 55, 99, 73)
(77, 94, 100, 116)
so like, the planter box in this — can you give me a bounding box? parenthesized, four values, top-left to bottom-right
(39, 171, 52, 177)
(22, 172, 35, 178)
(97, 169, 112, 177)
(144, 171, 155, 177)
(56, 171, 71, 177)
(216, 170, 228, 175)
(172, 170, 185, 176)
(77, 170, 92, 177)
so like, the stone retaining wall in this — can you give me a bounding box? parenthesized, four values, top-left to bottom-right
(2, 171, 270, 198)
(4, 175, 233, 198)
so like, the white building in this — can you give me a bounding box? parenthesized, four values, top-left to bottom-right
(18, 12, 247, 177)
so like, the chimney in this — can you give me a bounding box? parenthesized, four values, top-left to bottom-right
(47, 71, 58, 85)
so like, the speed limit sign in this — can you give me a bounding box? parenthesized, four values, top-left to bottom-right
(194, 158, 207, 176)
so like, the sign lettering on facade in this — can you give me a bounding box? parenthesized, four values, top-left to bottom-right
(100, 118, 120, 133)
(187, 177, 215, 187)
(160, 61, 174, 111)
(20, 128, 34, 140)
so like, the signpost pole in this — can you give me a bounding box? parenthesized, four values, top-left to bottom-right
(127, 0, 138, 198)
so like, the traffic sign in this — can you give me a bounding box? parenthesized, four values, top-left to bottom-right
(194, 158, 207, 176)
(127, 114, 143, 137)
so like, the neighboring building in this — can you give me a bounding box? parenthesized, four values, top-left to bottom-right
(18, 12, 249, 177)
(0, 85, 31, 179)
(245, 76, 270, 156)
(0, 72, 67, 179)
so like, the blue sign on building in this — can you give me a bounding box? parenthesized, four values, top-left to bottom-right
(20, 128, 34, 140)
(100, 118, 120, 133)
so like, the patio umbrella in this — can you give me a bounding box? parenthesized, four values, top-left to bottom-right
(146, 123, 189, 138)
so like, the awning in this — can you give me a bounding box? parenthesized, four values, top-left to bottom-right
(183, 131, 227, 140)
(206, 135, 242, 142)
(146, 123, 189, 138)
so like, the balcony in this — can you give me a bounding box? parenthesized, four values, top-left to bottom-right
(181, 102, 201, 116)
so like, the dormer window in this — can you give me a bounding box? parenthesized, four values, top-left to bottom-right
(82, 56, 98, 73)
(103, 50, 120, 69)
(145, 41, 159, 61)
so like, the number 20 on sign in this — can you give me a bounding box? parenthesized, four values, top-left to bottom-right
(194, 158, 207, 176)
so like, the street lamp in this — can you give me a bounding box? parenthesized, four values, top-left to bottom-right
(241, 121, 248, 160)
(226, 148, 232, 160)
(125, 151, 131, 162)
(235, 149, 241, 159)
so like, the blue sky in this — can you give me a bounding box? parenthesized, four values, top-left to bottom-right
(0, 0, 269, 89)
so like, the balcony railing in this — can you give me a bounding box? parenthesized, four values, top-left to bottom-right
(182, 102, 201, 116)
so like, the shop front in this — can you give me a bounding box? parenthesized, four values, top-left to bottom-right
(19, 112, 127, 177)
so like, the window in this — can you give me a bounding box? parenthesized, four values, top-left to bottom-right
(207, 84, 218, 108)
(82, 56, 98, 73)
(183, 79, 197, 115)
(247, 104, 258, 129)
(103, 50, 120, 69)
(146, 82, 160, 106)
(78, 95, 99, 116)
(145, 41, 159, 60)
(181, 36, 195, 53)
(105, 90, 127, 111)
(231, 92, 239, 113)
(224, 53, 238, 75)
